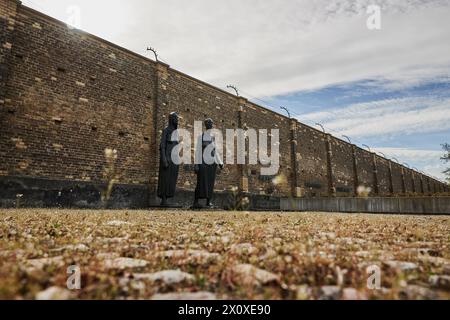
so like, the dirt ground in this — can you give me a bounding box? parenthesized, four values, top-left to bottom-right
(0, 209, 449, 300)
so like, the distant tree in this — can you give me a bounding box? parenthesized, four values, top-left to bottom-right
(442, 143, 450, 184)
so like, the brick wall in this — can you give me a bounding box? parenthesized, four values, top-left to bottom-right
(1, 3, 155, 187)
(390, 163, 402, 194)
(296, 123, 328, 197)
(0, 0, 447, 208)
(404, 169, 413, 193)
(0, 0, 19, 118)
(330, 137, 354, 196)
(354, 148, 375, 194)
(376, 157, 391, 196)
(243, 101, 291, 196)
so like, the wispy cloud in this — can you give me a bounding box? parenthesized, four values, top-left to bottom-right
(373, 147, 442, 162)
(373, 147, 447, 180)
(299, 96, 450, 138)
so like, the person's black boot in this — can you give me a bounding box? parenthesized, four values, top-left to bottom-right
(192, 199, 202, 209)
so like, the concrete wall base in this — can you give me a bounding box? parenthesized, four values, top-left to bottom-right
(281, 197, 450, 215)
(0, 176, 281, 210)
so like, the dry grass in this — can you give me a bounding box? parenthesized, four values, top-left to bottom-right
(0, 209, 449, 300)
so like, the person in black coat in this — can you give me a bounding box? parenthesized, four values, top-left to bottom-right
(157, 112, 180, 206)
(193, 118, 223, 208)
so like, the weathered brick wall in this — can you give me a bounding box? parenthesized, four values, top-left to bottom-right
(355, 148, 375, 194)
(429, 178, 435, 194)
(421, 175, 428, 193)
(376, 157, 391, 196)
(404, 169, 413, 193)
(430, 179, 436, 193)
(414, 173, 423, 193)
(391, 163, 404, 194)
(330, 137, 354, 196)
(243, 101, 291, 196)
(425, 177, 431, 194)
(296, 124, 328, 197)
(1, 3, 155, 186)
(411, 171, 419, 193)
(1, 0, 447, 208)
(421, 176, 427, 193)
(0, 0, 19, 112)
(435, 180, 441, 193)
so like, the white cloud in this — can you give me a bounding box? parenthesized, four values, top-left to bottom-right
(373, 147, 447, 180)
(373, 147, 442, 162)
(22, 0, 136, 41)
(298, 96, 450, 138)
(21, 0, 450, 97)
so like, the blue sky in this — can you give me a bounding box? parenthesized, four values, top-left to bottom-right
(22, 0, 450, 180)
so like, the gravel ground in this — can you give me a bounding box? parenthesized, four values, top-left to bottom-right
(0, 209, 449, 300)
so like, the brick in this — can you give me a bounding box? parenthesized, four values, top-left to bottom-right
(52, 143, 63, 150)
(32, 22, 42, 29)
